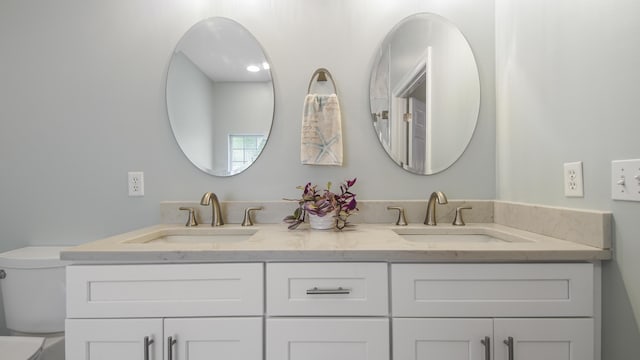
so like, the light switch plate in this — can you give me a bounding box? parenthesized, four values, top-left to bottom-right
(612, 159, 640, 201)
(564, 161, 584, 197)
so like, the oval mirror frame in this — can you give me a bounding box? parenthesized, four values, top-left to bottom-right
(167, 17, 274, 176)
(369, 13, 480, 175)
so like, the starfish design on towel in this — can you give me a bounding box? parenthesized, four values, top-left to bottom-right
(302, 127, 341, 163)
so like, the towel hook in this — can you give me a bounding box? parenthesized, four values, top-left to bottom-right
(307, 68, 337, 94)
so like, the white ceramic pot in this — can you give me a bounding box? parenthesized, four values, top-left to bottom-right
(308, 213, 335, 230)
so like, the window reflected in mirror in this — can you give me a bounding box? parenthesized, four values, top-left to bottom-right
(166, 17, 274, 176)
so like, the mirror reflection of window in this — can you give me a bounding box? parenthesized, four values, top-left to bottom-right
(166, 17, 274, 177)
(228, 134, 267, 174)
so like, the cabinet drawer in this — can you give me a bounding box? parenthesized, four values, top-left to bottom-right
(267, 263, 388, 316)
(392, 263, 593, 317)
(267, 318, 389, 360)
(67, 263, 263, 318)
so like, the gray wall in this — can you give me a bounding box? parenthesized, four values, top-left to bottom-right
(0, 0, 496, 249)
(1, 2, 637, 358)
(0, 0, 496, 334)
(495, 0, 640, 358)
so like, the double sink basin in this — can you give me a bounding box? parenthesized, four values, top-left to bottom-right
(122, 225, 531, 245)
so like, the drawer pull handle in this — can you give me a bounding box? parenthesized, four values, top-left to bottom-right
(143, 336, 154, 360)
(306, 287, 351, 295)
(504, 336, 514, 360)
(167, 336, 177, 360)
(480, 336, 490, 360)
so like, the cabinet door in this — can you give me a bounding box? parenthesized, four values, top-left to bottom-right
(66, 318, 162, 360)
(267, 318, 389, 360)
(494, 319, 594, 360)
(393, 318, 493, 360)
(163, 317, 262, 360)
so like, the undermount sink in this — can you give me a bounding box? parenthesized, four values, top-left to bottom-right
(144, 234, 255, 244)
(399, 233, 505, 243)
(123, 228, 258, 244)
(393, 228, 531, 243)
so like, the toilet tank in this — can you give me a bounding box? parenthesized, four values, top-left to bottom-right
(0, 246, 69, 334)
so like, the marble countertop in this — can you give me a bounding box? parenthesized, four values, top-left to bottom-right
(61, 223, 611, 263)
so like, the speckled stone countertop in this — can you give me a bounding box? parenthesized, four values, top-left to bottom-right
(61, 222, 611, 263)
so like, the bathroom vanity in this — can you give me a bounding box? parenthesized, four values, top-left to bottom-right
(64, 257, 598, 360)
(62, 203, 610, 360)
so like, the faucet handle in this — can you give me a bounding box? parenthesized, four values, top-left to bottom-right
(242, 207, 263, 227)
(179, 207, 198, 227)
(387, 206, 408, 226)
(453, 206, 472, 226)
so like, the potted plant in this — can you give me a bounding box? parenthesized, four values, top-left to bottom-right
(284, 178, 358, 230)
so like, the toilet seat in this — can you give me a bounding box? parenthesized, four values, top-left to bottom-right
(0, 336, 45, 360)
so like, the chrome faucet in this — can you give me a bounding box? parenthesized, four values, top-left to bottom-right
(424, 191, 448, 226)
(200, 192, 224, 226)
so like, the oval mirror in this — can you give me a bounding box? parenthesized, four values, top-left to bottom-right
(167, 17, 274, 176)
(369, 13, 480, 175)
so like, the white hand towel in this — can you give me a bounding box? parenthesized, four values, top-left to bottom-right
(300, 94, 343, 166)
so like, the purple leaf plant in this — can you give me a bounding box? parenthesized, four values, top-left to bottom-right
(283, 178, 358, 230)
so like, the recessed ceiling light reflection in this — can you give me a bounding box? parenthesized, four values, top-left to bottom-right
(246, 65, 260, 72)
(262, 62, 270, 70)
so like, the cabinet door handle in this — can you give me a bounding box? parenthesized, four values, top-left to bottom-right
(504, 336, 514, 360)
(143, 336, 154, 360)
(480, 336, 491, 360)
(306, 287, 351, 295)
(167, 336, 177, 360)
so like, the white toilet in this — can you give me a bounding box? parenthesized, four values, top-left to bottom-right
(0, 246, 69, 360)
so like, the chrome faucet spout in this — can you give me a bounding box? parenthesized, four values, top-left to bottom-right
(424, 191, 448, 226)
(200, 192, 224, 226)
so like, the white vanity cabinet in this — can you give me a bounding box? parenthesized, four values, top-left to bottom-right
(65, 263, 263, 360)
(391, 263, 596, 360)
(265, 263, 390, 360)
(65, 261, 598, 360)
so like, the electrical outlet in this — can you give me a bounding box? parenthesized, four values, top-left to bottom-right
(128, 171, 144, 197)
(612, 159, 640, 201)
(564, 161, 584, 197)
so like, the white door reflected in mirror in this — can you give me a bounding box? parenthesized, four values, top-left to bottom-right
(369, 13, 480, 175)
